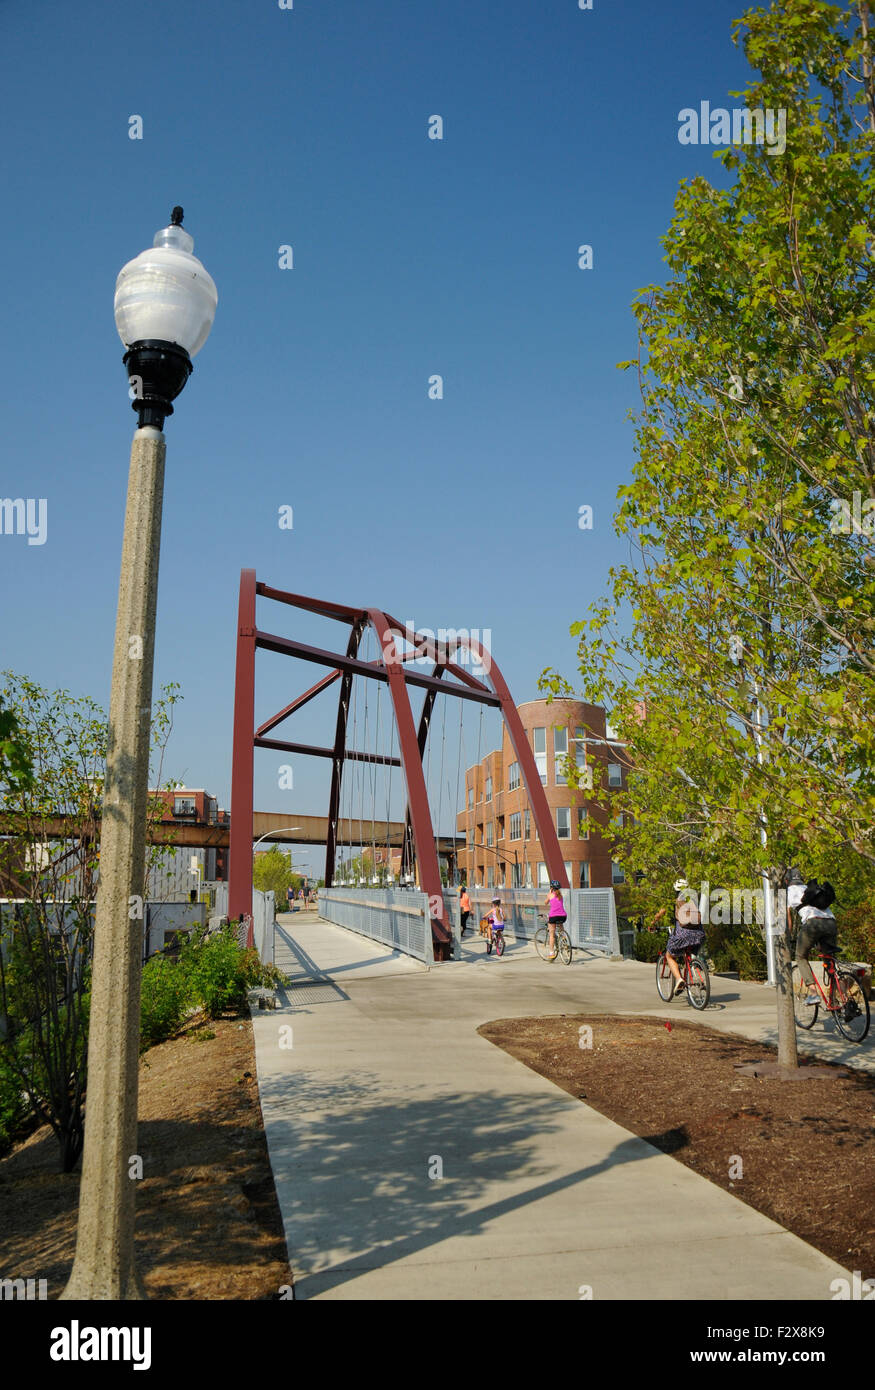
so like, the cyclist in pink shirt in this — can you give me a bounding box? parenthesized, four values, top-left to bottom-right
(545, 880, 567, 959)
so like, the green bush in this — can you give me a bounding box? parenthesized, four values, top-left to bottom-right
(633, 928, 668, 962)
(139, 955, 191, 1051)
(836, 904, 875, 964)
(730, 930, 768, 981)
(0, 1043, 30, 1157)
(178, 923, 263, 1020)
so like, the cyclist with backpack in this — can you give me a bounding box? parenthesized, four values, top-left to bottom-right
(794, 879, 838, 1008)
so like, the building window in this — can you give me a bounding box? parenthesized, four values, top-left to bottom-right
(508, 761, 520, 791)
(533, 728, 547, 784)
(498, 816, 505, 840)
(557, 807, 571, 839)
(524, 808, 531, 841)
(468, 785, 474, 810)
(564, 861, 573, 883)
(485, 776, 492, 802)
(486, 821, 494, 848)
(537, 861, 549, 888)
(487, 866, 494, 890)
(608, 763, 623, 788)
(579, 861, 590, 888)
(525, 861, 533, 887)
(554, 728, 568, 782)
(612, 859, 625, 884)
(578, 809, 589, 839)
(174, 796, 196, 817)
(467, 831, 474, 850)
(509, 811, 521, 841)
(575, 727, 587, 769)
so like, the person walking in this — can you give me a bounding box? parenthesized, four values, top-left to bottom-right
(460, 885, 471, 937)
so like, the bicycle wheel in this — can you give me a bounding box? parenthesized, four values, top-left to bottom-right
(686, 956, 710, 1010)
(832, 971, 870, 1043)
(486, 935, 493, 955)
(655, 953, 674, 1002)
(557, 929, 572, 965)
(495, 932, 505, 957)
(534, 926, 554, 961)
(791, 963, 819, 1029)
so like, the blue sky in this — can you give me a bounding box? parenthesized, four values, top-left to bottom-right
(0, 0, 753, 861)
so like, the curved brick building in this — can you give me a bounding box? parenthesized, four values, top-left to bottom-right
(456, 698, 629, 891)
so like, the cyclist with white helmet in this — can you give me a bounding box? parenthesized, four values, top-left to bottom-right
(654, 878, 706, 997)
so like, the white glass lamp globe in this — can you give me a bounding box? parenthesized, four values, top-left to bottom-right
(114, 213, 217, 357)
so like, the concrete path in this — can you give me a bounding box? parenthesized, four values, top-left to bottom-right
(250, 912, 862, 1300)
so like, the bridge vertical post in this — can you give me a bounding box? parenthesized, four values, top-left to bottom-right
(367, 611, 451, 959)
(229, 569, 256, 924)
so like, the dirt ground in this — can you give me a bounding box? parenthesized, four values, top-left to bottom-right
(0, 1016, 292, 1299)
(478, 1014, 875, 1276)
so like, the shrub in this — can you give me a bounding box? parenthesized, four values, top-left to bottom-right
(836, 904, 875, 964)
(139, 956, 190, 1051)
(633, 928, 668, 962)
(731, 929, 768, 981)
(179, 923, 263, 1020)
(0, 1043, 29, 1157)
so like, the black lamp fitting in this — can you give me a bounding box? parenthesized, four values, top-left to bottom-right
(122, 339, 193, 430)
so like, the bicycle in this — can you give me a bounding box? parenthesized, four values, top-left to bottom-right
(792, 947, 870, 1043)
(485, 920, 505, 957)
(534, 913, 572, 965)
(655, 946, 710, 1010)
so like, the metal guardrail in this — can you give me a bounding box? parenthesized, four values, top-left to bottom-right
(318, 887, 433, 963)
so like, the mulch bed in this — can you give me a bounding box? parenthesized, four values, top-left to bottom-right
(478, 1014, 875, 1275)
(0, 1016, 292, 1299)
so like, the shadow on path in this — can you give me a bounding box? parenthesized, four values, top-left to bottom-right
(260, 1067, 669, 1298)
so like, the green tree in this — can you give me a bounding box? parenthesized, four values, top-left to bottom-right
(543, 0, 875, 1066)
(0, 674, 182, 1169)
(545, 0, 875, 906)
(253, 845, 302, 902)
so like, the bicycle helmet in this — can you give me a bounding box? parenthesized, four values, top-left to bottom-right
(491, 896, 501, 904)
(550, 879, 561, 889)
(674, 878, 688, 892)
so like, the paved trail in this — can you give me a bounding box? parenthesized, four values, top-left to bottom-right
(250, 911, 859, 1300)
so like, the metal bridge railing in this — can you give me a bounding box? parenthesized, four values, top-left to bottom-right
(318, 887, 434, 963)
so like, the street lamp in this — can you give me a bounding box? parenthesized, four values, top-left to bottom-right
(252, 826, 302, 854)
(62, 209, 216, 1302)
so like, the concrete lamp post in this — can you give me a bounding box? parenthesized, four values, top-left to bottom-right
(62, 209, 216, 1300)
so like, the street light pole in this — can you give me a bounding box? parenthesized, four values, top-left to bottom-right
(62, 209, 216, 1300)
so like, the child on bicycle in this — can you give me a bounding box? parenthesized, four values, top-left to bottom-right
(487, 896, 505, 949)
